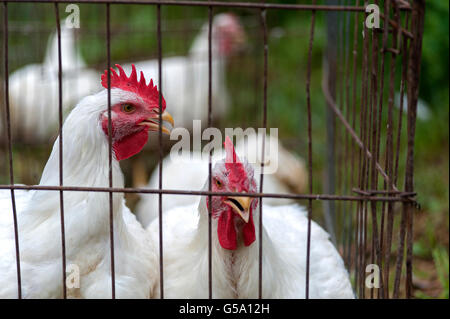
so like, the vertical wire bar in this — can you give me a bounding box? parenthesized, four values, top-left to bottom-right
(324, 0, 338, 246)
(374, 4, 392, 295)
(342, 0, 352, 265)
(305, 2, 316, 300)
(405, 0, 425, 298)
(368, 0, 382, 298)
(364, 10, 378, 298)
(367, 22, 378, 297)
(54, 3, 67, 299)
(207, 4, 213, 299)
(383, 1, 401, 299)
(350, 1, 360, 292)
(375, 0, 394, 298)
(362, 4, 376, 296)
(356, 11, 365, 297)
(106, 3, 116, 299)
(2, 1, 21, 299)
(338, 2, 349, 251)
(157, 3, 164, 299)
(357, 4, 371, 296)
(393, 16, 410, 195)
(335, 0, 344, 250)
(343, 0, 353, 269)
(392, 12, 411, 299)
(258, 8, 268, 299)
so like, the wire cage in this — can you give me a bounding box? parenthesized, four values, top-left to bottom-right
(0, 0, 425, 299)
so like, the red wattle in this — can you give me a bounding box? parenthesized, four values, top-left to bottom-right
(217, 208, 237, 250)
(243, 209, 256, 246)
(113, 129, 149, 161)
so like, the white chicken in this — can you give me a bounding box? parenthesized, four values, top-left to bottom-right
(0, 64, 174, 298)
(3, 23, 100, 143)
(122, 13, 245, 130)
(136, 132, 307, 227)
(147, 136, 354, 298)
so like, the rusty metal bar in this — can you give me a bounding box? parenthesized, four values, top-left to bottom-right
(2, 0, 368, 11)
(383, 0, 401, 299)
(350, 0, 360, 291)
(2, 1, 22, 299)
(305, 0, 317, 300)
(356, 3, 370, 296)
(324, 0, 337, 247)
(404, 0, 425, 298)
(343, 0, 353, 271)
(0, 184, 418, 203)
(257, 8, 268, 300)
(156, 3, 164, 299)
(105, 2, 116, 299)
(393, 11, 411, 299)
(53, 3, 67, 299)
(207, 3, 213, 300)
(369, 0, 384, 298)
(352, 188, 416, 197)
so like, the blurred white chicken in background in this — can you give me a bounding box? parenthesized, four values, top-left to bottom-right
(2, 23, 100, 143)
(123, 13, 246, 131)
(122, 13, 246, 188)
(136, 132, 307, 227)
(147, 137, 353, 298)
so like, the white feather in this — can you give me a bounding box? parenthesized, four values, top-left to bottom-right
(147, 199, 354, 298)
(0, 89, 157, 298)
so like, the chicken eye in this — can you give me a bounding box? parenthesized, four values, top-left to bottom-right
(122, 103, 135, 113)
(215, 179, 223, 188)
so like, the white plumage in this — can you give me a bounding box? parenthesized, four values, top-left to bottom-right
(0, 87, 158, 298)
(3, 24, 101, 143)
(147, 141, 354, 298)
(136, 133, 307, 227)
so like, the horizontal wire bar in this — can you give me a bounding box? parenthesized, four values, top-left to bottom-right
(352, 188, 416, 197)
(3, 0, 367, 11)
(0, 184, 417, 203)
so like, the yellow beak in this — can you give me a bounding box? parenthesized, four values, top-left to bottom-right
(139, 110, 174, 135)
(224, 196, 252, 223)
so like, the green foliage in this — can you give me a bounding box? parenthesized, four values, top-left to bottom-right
(433, 247, 449, 299)
(420, 1, 449, 110)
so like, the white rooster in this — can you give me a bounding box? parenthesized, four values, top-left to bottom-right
(136, 132, 307, 227)
(3, 23, 100, 143)
(147, 136, 354, 298)
(0, 64, 174, 298)
(123, 13, 245, 130)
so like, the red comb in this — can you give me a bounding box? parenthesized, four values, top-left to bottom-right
(101, 64, 166, 110)
(224, 136, 247, 191)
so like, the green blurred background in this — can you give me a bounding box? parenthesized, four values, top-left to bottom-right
(0, 0, 448, 298)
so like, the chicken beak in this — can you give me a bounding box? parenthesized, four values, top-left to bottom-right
(139, 110, 174, 135)
(161, 110, 174, 127)
(224, 196, 252, 223)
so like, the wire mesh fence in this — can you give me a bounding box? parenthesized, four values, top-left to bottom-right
(0, 0, 425, 299)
